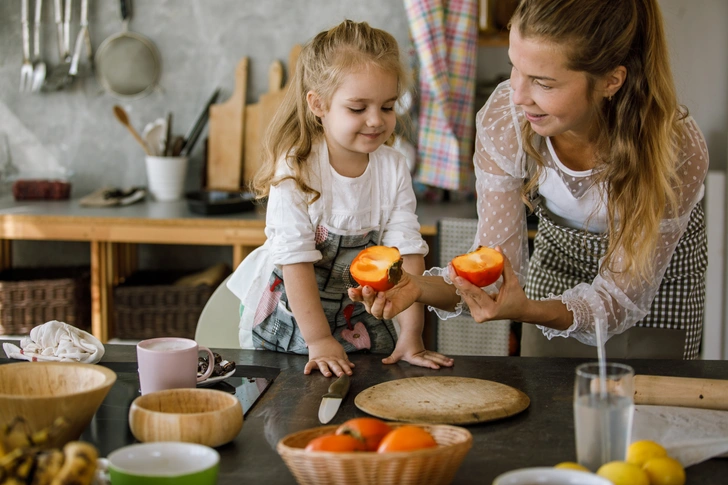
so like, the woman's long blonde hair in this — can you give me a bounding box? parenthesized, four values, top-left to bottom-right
(513, 0, 685, 281)
(252, 20, 408, 203)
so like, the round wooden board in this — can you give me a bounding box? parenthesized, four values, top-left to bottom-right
(354, 376, 530, 425)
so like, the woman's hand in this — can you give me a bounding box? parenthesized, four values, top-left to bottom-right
(347, 270, 422, 320)
(384, 333, 454, 369)
(450, 249, 528, 323)
(304, 336, 355, 377)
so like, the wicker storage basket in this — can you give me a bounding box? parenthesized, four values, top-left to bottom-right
(277, 423, 472, 485)
(0, 267, 91, 336)
(113, 270, 219, 340)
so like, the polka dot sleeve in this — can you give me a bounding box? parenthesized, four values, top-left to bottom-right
(539, 116, 709, 345)
(425, 81, 530, 320)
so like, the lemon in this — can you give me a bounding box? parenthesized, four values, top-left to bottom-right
(554, 462, 590, 472)
(627, 440, 668, 467)
(642, 456, 686, 485)
(597, 461, 650, 485)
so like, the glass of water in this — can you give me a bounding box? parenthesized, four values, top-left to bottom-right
(574, 362, 635, 471)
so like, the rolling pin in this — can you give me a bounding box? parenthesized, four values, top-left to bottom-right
(634, 375, 728, 410)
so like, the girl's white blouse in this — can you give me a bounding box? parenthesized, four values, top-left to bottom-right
(431, 80, 709, 346)
(228, 140, 428, 321)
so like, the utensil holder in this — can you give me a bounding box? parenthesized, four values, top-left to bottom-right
(145, 156, 188, 201)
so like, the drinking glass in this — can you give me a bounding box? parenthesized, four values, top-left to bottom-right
(573, 362, 635, 471)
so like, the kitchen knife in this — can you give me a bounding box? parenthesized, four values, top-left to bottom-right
(634, 375, 728, 410)
(318, 374, 350, 424)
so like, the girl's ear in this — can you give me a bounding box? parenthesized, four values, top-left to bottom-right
(306, 91, 325, 117)
(603, 65, 627, 99)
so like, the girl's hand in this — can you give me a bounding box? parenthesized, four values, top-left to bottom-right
(304, 336, 355, 377)
(384, 334, 454, 369)
(450, 249, 527, 323)
(347, 270, 421, 320)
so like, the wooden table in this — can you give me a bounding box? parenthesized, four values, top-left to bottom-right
(5, 345, 724, 484)
(0, 196, 477, 342)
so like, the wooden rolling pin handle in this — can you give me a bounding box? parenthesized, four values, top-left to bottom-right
(634, 375, 728, 410)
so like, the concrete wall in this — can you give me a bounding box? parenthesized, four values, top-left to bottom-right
(0, 0, 411, 268)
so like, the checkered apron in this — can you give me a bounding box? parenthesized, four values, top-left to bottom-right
(525, 203, 707, 359)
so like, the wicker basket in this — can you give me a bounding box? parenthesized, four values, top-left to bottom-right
(277, 423, 472, 485)
(0, 267, 91, 336)
(113, 270, 219, 340)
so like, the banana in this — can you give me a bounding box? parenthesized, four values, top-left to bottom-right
(30, 450, 64, 485)
(0, 449, 24, 475)
(49, 442, 98, 485)
(1, 474, 20, 484)
(2, 420, 31, 452)
(0, 418, 97, 485)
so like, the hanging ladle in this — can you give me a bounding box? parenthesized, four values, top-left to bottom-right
(113, 105, 151, 155)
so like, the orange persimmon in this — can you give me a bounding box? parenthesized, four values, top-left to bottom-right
(350, 246, 403, 292)
(376, 425, 438, 453)
(304, 433, 367, 452)
(451, 246, 504, 287)
(336, 417, 393, 451)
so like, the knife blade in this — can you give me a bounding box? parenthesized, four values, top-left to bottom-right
(318, 374, 350, 424)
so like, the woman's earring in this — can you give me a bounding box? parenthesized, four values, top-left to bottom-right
(607, 94, 613, 102)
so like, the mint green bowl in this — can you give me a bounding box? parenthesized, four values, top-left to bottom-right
(108, 442, 219, 485)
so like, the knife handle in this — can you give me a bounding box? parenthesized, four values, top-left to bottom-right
(323, 374, 350, 398)
(634, 375, 728, 410)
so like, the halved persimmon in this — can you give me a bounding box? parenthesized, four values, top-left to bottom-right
(350, 246, 403, 292)
(336, 417, 393, 451)
(376, 425, 438, 453)
(304, 433, 367, 452)
(451, 246, 504, 287)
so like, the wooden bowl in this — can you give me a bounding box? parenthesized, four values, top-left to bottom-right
(277, 423, 473, 485)
(0, 362, 117, 449)
(128, 388, 243, 448)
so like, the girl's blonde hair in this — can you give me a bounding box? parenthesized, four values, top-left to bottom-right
(513, 0, 684, 281)
(252, 19, 409, 203)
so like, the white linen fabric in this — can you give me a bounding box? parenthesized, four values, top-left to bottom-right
(228, 139, 428, 348)
(430, 80, 709, 346)
(3, 320, 105, 364)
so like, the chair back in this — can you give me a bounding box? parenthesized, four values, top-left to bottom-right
(435, 218, 510, 356)
(194, 274, 241, 349)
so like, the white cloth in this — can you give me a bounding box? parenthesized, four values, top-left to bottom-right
(434, 80, 709, 346)
(228, 139, 428, 349)
(3, 320, 105, 364)
(632, 405, 728, 467)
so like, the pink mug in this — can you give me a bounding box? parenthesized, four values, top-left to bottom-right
(136, 337, 215, 395)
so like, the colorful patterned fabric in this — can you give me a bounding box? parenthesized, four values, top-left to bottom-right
(405, 0, 478, 190)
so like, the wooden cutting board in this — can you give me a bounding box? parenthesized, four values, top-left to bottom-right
(243, 45, 301, 187)
(354, 376, 530, 425)
(208, 57, 248, 190)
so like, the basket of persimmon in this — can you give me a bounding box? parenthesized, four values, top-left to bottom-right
(276, 417, 473, 485)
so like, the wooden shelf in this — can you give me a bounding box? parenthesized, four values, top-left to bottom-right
(478, 30, 509, 47)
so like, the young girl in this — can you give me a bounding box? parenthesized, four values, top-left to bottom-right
(351, 0, 709, 360)
(227, 20, 453, 377)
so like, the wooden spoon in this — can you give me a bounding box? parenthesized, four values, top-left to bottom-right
(113, 105, 151, 155)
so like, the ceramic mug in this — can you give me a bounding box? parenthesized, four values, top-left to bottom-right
(492, 467, 612, 485)
(106, 442, 219, 485)
(136, 337, 214, 395)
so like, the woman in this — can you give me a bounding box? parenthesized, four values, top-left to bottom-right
(350, 0, 708, 359)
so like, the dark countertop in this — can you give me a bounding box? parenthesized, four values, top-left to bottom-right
(4, 344, 728, 484)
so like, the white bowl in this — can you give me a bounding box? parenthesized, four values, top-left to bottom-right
(492, 467, 611, 485)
